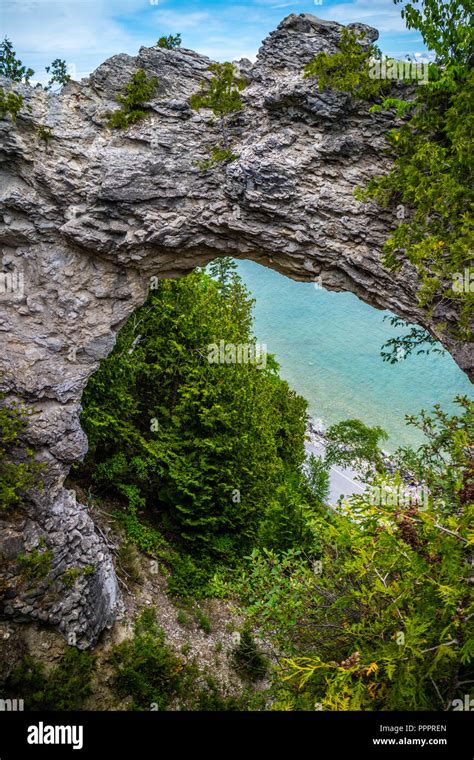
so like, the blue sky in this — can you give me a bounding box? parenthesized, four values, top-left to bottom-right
(0, 0, 429, 83)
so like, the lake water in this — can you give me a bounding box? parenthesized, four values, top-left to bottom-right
(236, 259, 473, 451)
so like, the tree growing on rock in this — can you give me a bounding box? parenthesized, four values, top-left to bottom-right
(156, 34, 181, 49)
(207, 256, 238, 295)
(45, 59, 71, 91)
(107, 68, 159, 129)
(190, 62, 246, 161)
(0, 37, 34, 82)
(0, 88, 23, 121)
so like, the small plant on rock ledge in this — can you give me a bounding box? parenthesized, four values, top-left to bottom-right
(190, 62, 245, 166)
(156, 34, 181, 50)
(0, 395, 43, 509)
(18, 540, 53, 581)
(37, 124, 53, 144)
(190, 62, 246, 123)
(62, 567, 83, 589)
(107, 68, 159, 129)
(195, 145, 238, 171)
(0, 87, 23, 121)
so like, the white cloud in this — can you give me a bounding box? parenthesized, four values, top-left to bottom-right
(150, 10, 212, 30)
(2, 0, 147, 54)
(1, 0, 164, 80)
(317, 0, 408, 34)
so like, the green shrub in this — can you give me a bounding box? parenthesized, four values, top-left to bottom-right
(190, 62, 246, 157)
(44, 59, 70, 91)
(325, 418, 388, 472)
(166, 554, 211, 599)
(106, 110, 131, 129)
(257, 472, 317, 551)
(304, 28, 385, 100)
(241, 399, 474, 710)
(0, 37, 34, 81)
(195, 607, 212, 634)
(205, 566, 235, 599)
(305, 453, 330, 504)
(0, 398, 42, 508)
(110, 609, 186, 710)
(232, 626, 268, 682)
(37, 124, 53, 143)
(115, 541, 143, 585)
(18, 545, 53, 581)
(190, 62, 246, 116)
(156, 34, 181, 49)
(107, 68, 159, 129)
(194, 676, 266, 710)
(6, 649, 95, 710)
(113, 503, 165, 556)
(62, 567, 82, 589)
(196, 146, 238, 171)
(176, 609, 193, 629)
(235, 547, 316, 649)
(0, 87, 23, 120)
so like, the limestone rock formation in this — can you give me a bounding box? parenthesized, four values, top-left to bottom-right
(0, 13, 472, 647)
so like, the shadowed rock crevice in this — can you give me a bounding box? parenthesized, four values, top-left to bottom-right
(0, 14, 471, 647)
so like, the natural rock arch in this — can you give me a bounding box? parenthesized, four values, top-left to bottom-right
(0, 14, 472, 646)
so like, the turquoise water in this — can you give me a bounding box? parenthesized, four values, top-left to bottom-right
(236, 259, 473, 451)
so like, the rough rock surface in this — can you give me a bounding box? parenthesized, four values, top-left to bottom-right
(0, 14, 472, 647)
